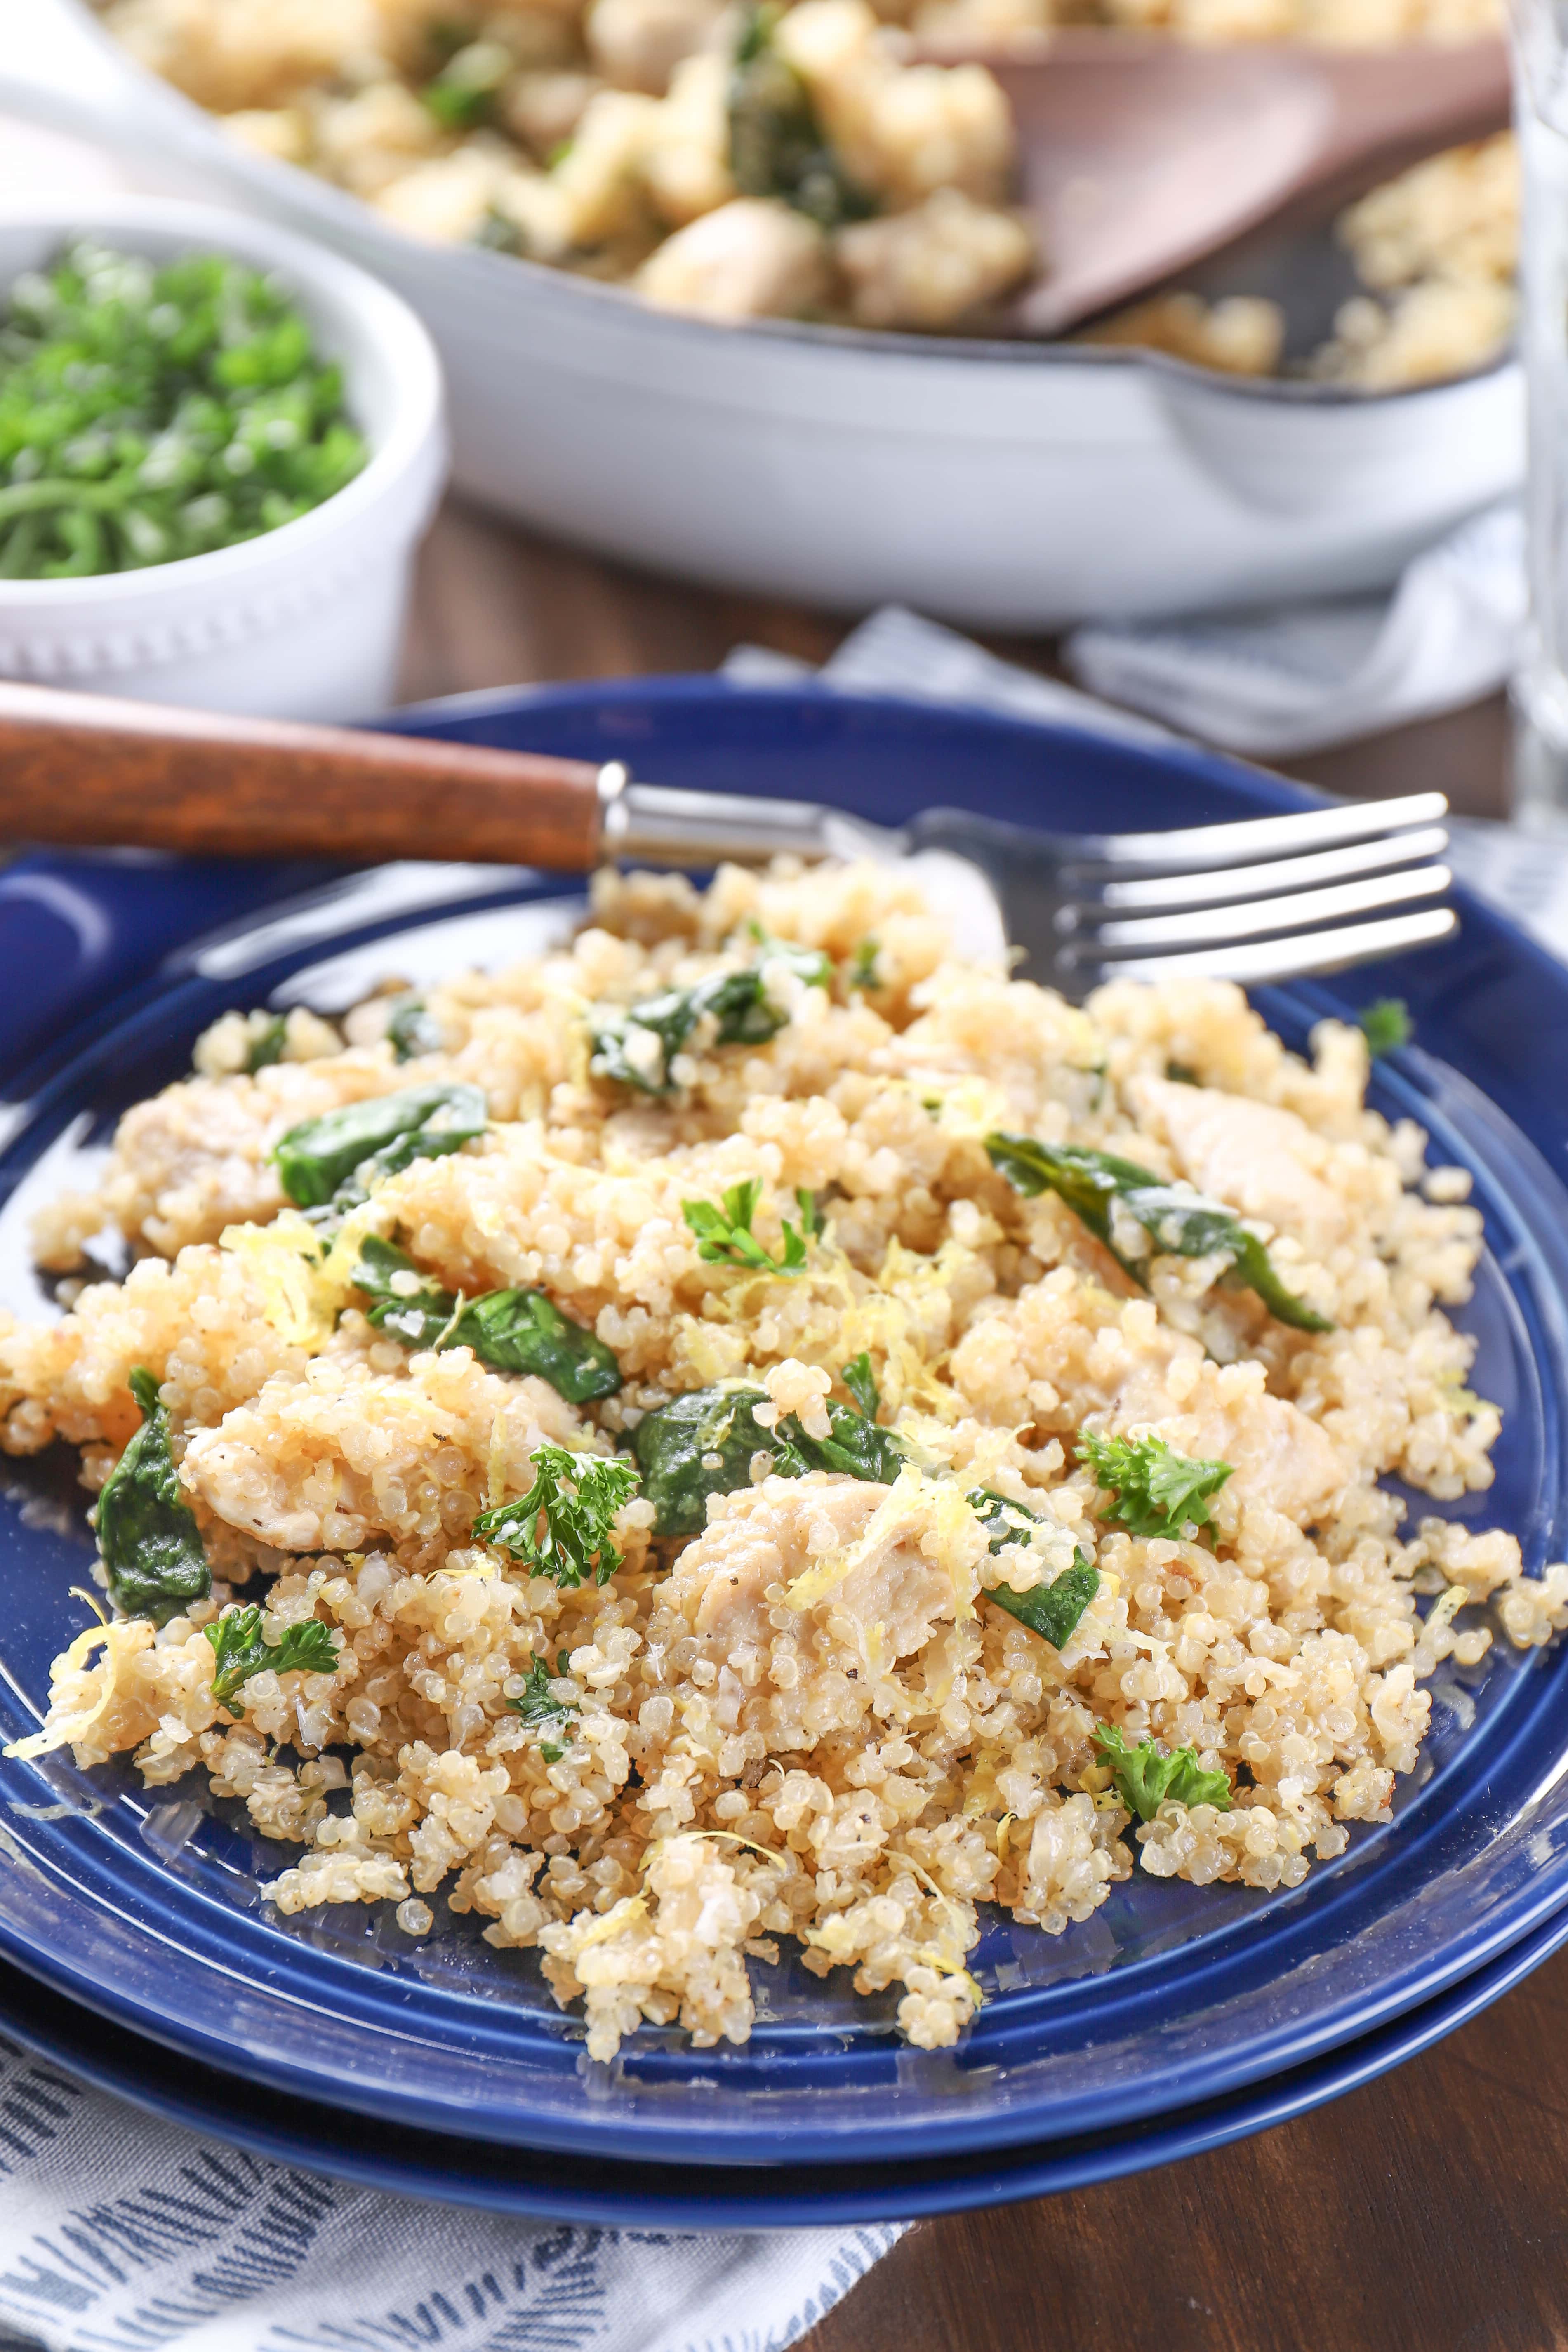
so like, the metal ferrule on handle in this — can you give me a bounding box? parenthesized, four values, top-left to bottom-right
(598, 766, 892, 867)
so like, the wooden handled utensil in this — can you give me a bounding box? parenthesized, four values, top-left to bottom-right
(944, 31, 1513, 336)
(0, 676, 1455, 999)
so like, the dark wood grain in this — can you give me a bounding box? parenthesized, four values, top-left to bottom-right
(0, 678, 605, 868)
(399, 496, 1529, 2352)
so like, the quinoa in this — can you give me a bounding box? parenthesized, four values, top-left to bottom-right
(3, 856, 1562, 2063)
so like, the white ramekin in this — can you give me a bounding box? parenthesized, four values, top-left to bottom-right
(0, 197, 447, 720)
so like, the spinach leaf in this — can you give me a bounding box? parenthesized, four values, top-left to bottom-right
(630, 1381, 906, 1535)
(728, 2, 874, 230)
(97, 1368, 210, 1625)
(351, 1235, 622, 1403)
(985, 1132, 1332, 1333)
(245, 1014, 288, 1072)
(968, 1488, 1101, 1647)
(204, 1603, 338, 1716)
(842, 1351, 879, 1420)
(386, 997, 443, 1062)
(631, 1385, 786, 1537)
(472, 1444, 640, 1587)
(275, 1081, 488, 1212)
(1075, 1430, 1233, 1540)
(589, 940, 831, 1095)
(1094, 1722, 1232, 1821)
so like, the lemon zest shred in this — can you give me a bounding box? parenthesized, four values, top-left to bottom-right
(219, 1202, 383, 1352)
(571, 1892, 649, 1949)
(783, 1463, 930, 1613)
(4, 1618, 152, 1762)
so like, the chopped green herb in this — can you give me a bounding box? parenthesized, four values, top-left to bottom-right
(967, 1488, 1101, 1647)
(473, 1444, 640, 1588)
(985, 1132, 1332, 1333)
(246, 1015, 288, 1072)
(421, 38, 511, 129)
(630, 1382, 906, 1536)
(590, 939, 831, 1095)
(96, 1368, 211, 1626)
(386, 997, 443, 1062)
(0, 239, 366, 578)
(204, 1603, 338, 1716)
(508, 1653, 580, 1748)
(842, 1351, 879, 1420)
(728, 2, 874, 230)
(850, 938, 881, 991)
(1075, 1430, 1234, 1540)
(1165, 1061, 1199, 1085)
(351, 1235, 622, 1402)
(275, 1081, 487, 1213)
(1094, 1723, 1232, 1822)
(1358, 998, 1412, 1059)
(682, 1178, 817, 1277)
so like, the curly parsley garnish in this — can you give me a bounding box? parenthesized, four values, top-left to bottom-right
(683, 1179, 818, 1277)
(472, 1444, 640, 1588)
(96, 1368, 211, 1626)
(1357, 998, 1411, 1059)
(1076, 1431, 1234, 1540)
(1094, 1723, 1232, 1822)
(204, 1603, 339, 1716)
(985, 1132, 1332, 1334)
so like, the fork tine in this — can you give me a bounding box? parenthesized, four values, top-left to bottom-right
(1069, 826, 1449, 917)
(1069, 792, 1448, 875)
(1084, 906, 1457, 989)
(1072, 865, 1450, 955)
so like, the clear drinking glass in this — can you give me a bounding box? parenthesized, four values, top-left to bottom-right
(1512, 0, 1568, 821)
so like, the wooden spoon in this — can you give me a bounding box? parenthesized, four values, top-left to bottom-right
(921, 31, 1512, 337)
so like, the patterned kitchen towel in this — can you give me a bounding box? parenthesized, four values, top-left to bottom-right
(725, 604, 1568, 962)
(0, 2033, 901, 2352)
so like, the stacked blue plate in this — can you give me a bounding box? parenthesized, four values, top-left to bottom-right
(2, 682, 1566, 2221)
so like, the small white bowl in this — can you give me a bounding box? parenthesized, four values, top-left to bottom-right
(0, 197, 447, 720)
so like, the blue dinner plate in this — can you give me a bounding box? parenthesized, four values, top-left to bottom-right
(0, 1824, 1565, 2224)
(1, 679, 1566, 2180)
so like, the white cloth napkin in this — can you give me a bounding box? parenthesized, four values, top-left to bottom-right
(0, 2031, 902, 2352)
(726, 605, 1568, 961)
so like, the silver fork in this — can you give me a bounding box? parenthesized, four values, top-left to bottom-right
(601, 775, 1455, 1001)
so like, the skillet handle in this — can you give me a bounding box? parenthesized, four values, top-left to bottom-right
(0, 680, 608, 871)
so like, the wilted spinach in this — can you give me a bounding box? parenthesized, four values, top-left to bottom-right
(590, 939, 831, 1095)
(630, 1380, 907, 1536)
(967, 1488, 1101, 1648)
(275, 1080, 488, 1217)
(984, 1132, 1332, 1333)
(97, 1368, 210, 1625)
(728, 3, 873, 231)
(351, 1234, 622, 1403)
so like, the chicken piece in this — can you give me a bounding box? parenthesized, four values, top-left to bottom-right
(641, 51, 736, 224)
(313, 80, 446, 199)
(774, 0, 1013, 208)
(181, 1353, 589, 1551)
(1126, 1074, 1350, 1259)
(500, 69, 605, 157)
(835, 188, 1034, 329)
(549, 87, 664, 240)
(638, 198, 830, 318)
(586, 0, 727, 92)
(664, 1474, 961, 1660)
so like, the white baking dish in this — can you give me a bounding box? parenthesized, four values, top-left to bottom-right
(0, 0, 1521, 631)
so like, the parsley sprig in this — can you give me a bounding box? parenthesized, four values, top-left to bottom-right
(1094, 1723, 1232, 1821)
(204, 1603, 338, 1716)
(1357, 998, 1412, 1059)
(472, 1444, 640, 1588)
(1076, 1431, 1234, 1540)
(683, 1179, 819, 1277)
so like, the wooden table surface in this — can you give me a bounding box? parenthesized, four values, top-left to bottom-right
(405, 499, 1557, 2352)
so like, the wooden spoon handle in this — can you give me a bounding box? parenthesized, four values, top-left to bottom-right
(0, 680, 607, 869)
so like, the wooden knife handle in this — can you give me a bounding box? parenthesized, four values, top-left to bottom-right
(0, 680, 607, 869)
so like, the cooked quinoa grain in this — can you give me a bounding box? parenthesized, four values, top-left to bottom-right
(4, 857, 1561, 2061)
